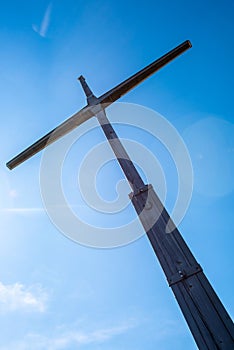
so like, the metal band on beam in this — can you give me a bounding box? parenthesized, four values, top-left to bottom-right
(168, 265, 203, 287)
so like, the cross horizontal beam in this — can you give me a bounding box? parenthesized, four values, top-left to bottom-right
(6, 40, 191, 170)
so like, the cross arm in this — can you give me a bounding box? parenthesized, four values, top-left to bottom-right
(6, 106, 94, 170)
(98, 40, 191, 105)
(6, 40, 192, 170)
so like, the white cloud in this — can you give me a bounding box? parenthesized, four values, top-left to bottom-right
(32, 2, 52, 38)
(0, 321, 136, 350)
(0, 282, 48, 313)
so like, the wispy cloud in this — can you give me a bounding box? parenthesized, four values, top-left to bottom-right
(0, 321, 136, 349)
(0, 282, 48, 313)
(1, 207, 44, 214)
(1, 204, 86, 215)
(32, 2, 52, 38)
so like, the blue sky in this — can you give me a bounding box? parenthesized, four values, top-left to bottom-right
(0, 0, 233, 349)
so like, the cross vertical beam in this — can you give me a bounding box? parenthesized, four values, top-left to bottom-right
(95, 108, 144, 192)
(95, 107, 234, 349)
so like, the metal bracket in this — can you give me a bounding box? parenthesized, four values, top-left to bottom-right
(129, 184, 152, 199)
(168, 264, 203, 287)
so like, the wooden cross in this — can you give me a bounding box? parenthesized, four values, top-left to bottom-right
(7, 40, 234, 349)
